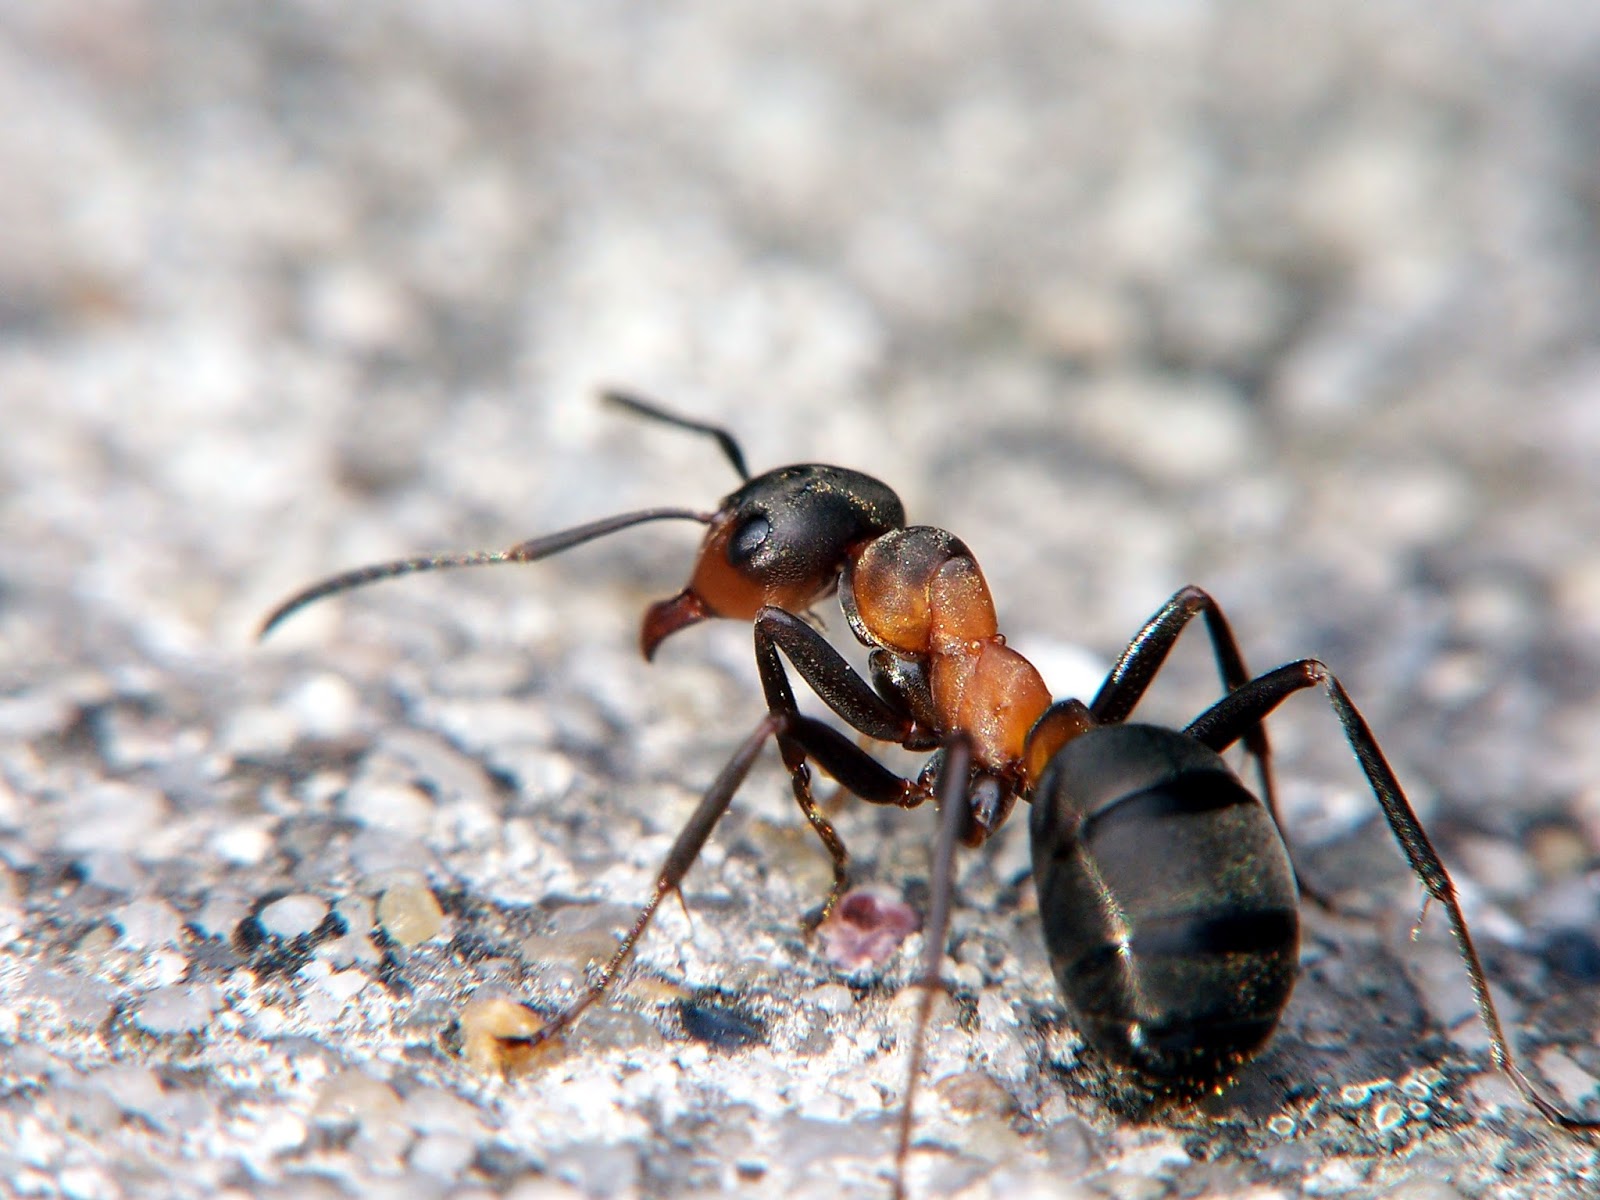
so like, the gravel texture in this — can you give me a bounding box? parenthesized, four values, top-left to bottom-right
(3, 3, 1600, 1199)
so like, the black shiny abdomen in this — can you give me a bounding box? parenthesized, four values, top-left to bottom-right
(1030, 724, 1300, 1085)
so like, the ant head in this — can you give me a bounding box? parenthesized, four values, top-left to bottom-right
(641, 464, 905, 659)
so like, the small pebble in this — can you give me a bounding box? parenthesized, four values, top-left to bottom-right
(59, 782, 167, 854)
(1526, 822, 1589, 879)
(336, 894, 376, 932)
(284, 673, 360, 739)
(342, 779, 434, 835)
(933, 1070, 1013, 1118)
(1373, 1101, 1406, 1133)
(315, 1069, 402, 1124)
(139, 949, 189, 987)
(258, 893, 330, 940)
(348, 827, 434, 875)
(1400, 1068, 1444, 1099)
(76, 852, 142, 893)
(0, 776, 19, 829)
(74, 925, 117, 959)
(504, 1183, 586, 1200)
(402, 1087, 485, 1138)
(815, 889, 920, 971)
(94, 1066, 166, 1118)
(1340, 1084, 1374, 1110)
(1078, 374, 1259, 484)
(133, 984, 219, 1036)
(209, 821, 274, 866)
(253, 1112, 308, 1156)
(0, 690, 77, 739)
(189, 894, 251, 940)
(410, 1131, 476, 1179)
(804, 983, 854, 1016)
(459, 997, 550, 1076)
(376, 883, 444, 946)
(220, 705, 299, 758)
(679, 996, 765, 1049)
(1384, 1180, 1466, 1200)
(57, 1164, 117, 1200)
(112, 899, 185, 949)
(314, 965, 369, 1005)
(1535, 1047, 1600, 1110)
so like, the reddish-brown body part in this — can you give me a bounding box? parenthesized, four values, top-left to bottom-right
(645, 499, 1057, 853)
(843, 528, 1052, 779)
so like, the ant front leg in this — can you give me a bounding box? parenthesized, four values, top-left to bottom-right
(488, 715, 779, 1066)
(1187, 660, 1600, 1132)
(753, 606, 923, 923)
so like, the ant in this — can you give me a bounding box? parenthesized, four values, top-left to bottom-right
(261, 391, 1599, 1196)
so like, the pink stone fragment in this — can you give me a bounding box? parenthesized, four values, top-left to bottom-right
(817, 889, 921, 971)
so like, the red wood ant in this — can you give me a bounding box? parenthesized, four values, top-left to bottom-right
(261, 391, 1599, 1196)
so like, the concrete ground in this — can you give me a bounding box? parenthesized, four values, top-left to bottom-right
(3, 3, 1600, 1198)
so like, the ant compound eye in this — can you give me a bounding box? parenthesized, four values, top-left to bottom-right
(671, 463, 904, 627)
(728, 514, 772, 566)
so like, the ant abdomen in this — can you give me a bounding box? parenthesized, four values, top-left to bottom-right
(1031, 723, 1300, 1083)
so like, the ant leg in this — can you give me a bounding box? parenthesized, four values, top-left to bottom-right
(1088, 586, 1335, 904)
(782, 713, 920, 808)
(488, 713, 917, 1060)
(893, 735, 973, 1200)
(601, 388, 750, 481)
(818, 730, 882, 814)
(774, 711, 924, 926)
(1091, 585, 1277, 816)
(755, 608, 921, 742)
(754, 607, 922, 922)
(1187, 661, 1600, 1131)
(490, 714, 778, 1060)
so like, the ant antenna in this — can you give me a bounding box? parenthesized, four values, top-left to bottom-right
(602, 389, 751, 481)
(258, 506, 711, 639)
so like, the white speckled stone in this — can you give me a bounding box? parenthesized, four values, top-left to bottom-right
(133, 983, 220, 1035)
(111, 899, 184, 949)
(58, 783, 167, 854)
(341, 778, 435, 835)
(409, 1131, 476, 1179)
(284, 672, 361, 739)
(209, 819, 275, 866)
(258, 894, 330, 940)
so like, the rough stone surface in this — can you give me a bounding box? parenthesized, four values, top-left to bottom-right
(3, 3, 1600, 1199)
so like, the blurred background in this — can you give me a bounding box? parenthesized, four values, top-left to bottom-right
(3, 3, 1599, 1198)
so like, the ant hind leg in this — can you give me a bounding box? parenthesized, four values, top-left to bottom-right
(1187, 660, 1600, 1132)
(1090, 586, 1333, 906)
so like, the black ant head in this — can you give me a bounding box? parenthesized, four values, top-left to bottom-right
(641, 464, 905, 659)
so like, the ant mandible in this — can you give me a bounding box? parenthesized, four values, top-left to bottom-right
(261, 391, 1599, 1197)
